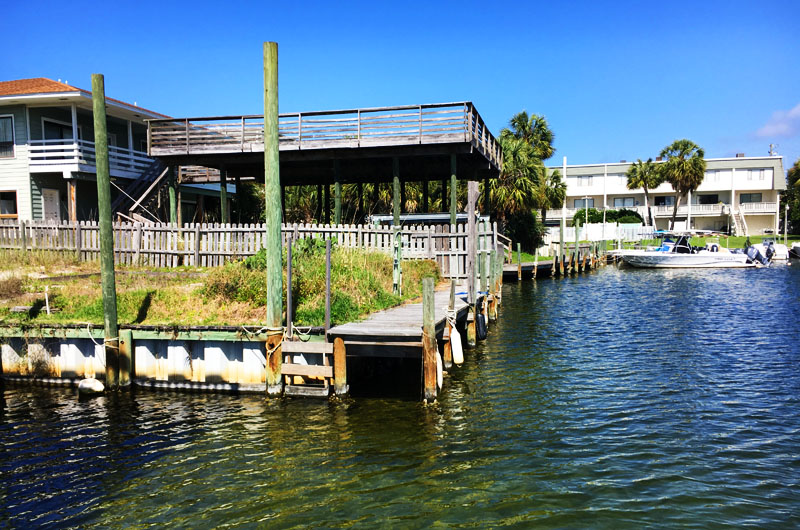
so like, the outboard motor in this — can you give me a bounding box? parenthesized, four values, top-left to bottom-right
(765, 241, 775, 261)
(746, 245, 769, 266)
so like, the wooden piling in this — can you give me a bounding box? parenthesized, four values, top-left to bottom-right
(466, 181, 478, 346)
(263, 41, 283, 395)
(533, 246, 538, 279)
(489, 249, 497, 321)
(118, 329, 133, 387)
(443, 280, 455, 369)
(286, 237, 293, 338)
(517, 242, 522, 281)
(422, 277, 437, 403)
(325, 239, 332, 333)
(333, 336, 348, 395)
(92, 73, 120, 389)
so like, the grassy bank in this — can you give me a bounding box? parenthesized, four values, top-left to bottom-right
(0, 244, 439, 328)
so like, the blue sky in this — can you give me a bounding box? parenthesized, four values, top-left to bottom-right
(4, 0, 799, 168)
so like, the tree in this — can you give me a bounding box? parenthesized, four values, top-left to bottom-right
(533, 166, 566, 225)
(625, 158, 663, 227)
(490, 133, 540, 227)
(507, 111, 556, 161)
(781, 157, 800, 234)
(659, 139, 706, 229)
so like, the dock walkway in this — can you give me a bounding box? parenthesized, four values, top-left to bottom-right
(328, 283, 473, 358)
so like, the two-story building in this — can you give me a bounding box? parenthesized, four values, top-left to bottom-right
(0, 78, 171, 222)
(547, 155, 786, 235)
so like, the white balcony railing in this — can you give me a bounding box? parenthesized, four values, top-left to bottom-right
(739, 202, 777, 214)
(29, 139, 154, 173)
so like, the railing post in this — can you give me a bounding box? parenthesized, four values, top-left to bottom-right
(418, 105, 423, 144)
(184, 118, 190, 154)
(241, 117, 245, 151)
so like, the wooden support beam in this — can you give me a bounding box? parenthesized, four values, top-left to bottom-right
(334, 337, 348, 395)
(92, 73, 120, 390)
(489, 249, 497, 321)
(422, 277, 437, 403)
(517, 242, 522, 281)
(168, 166, 178, 225)
(235, 174, 242, 223)
(392, 157, 400, 226)
(220, 167, 228, 224)
(324, 184, 330, 224)
(264, 41, 283, 396)
(334, 159, 342, 225)
(450, 154, 457, 225)
(67, 179, 77, 223)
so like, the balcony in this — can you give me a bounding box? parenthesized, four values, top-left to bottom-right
(28, 139, 155, 179)
(545, 202, 776, 222)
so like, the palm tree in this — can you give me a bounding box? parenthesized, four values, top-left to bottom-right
(506, 111, 555, 161)
(659, 139, 706, 229)
(490, 134, 539, 226)
(625, 158, 663, 227)
(532, 166, 566, 225)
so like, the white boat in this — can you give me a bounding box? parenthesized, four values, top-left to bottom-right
(753, 239, 789, 260)
(615, 233, 755, 269)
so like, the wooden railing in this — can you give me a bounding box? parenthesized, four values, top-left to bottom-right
(147, 102, 503, 169)
(0, 220, 506, 280)
(29, 139, 154, 173)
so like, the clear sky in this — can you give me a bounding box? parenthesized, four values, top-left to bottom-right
(4, 0, 799, 168)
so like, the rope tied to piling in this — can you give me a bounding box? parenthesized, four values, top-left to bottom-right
(83, 323, 118, 348)
(264, 326, 285, 360)
(444, 307, 458, 329)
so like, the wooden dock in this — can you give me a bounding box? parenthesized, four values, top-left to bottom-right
(328, 282, 473, 358)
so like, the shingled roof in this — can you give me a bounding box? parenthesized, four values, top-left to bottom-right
(0, 77, 169, 118)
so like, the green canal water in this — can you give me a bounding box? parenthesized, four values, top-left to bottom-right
(2, 264, 799, 528)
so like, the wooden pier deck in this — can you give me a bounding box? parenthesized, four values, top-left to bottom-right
(328, 282, 473, 359)
(146, 102, 502, 184)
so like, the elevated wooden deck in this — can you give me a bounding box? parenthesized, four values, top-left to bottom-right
(147, 102, 502, 184)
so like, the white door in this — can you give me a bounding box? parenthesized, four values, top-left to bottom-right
(42, 188, 60, 221)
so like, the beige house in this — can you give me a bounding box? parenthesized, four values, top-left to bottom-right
(547, 155, 786, 235)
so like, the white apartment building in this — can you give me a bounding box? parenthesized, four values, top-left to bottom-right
(547, 155, 786, 236)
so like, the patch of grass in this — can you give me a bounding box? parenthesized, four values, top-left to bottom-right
(0, 276, 25, 299)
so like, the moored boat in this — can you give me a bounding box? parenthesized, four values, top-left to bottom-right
(613, 232, 760, 269)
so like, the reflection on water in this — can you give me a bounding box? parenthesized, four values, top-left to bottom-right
(1, 264, 799, 527)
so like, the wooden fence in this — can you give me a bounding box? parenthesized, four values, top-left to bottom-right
(0, 221, 508, 280)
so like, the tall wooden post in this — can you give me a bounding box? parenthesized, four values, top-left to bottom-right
(466, 181, 478, 346)
(489, 249, 497, 321)
(333, 160, 342, 225)
(450, 154, 457, 225)
(333, 337, 348, 395)
(559, 216, 566, 272)
(263, 42, 283, 396)
(422, 277, 437, 403)
(92, 74, 119, 389)
(168, 166, 178, 225)
(220, 167, 228, 224)
(517, 242, 522, 281)
(392, 157, 401, 226)
(400, 178, 406, 214)
(235, 174, 242, 223)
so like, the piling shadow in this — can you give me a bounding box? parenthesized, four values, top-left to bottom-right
(134, 291, 154, 324)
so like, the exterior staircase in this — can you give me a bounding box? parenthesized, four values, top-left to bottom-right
(111, 159, 168, 222)
(731, 208, 748, 236)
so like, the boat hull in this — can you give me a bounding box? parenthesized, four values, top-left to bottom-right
(620, 251, 753, 268)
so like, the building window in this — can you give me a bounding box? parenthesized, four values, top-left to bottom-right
(705, 170, 720, 182)
(0, 191, 18, 219)
(0, 115, 14, 158)
(577, 176, 593, 187)
(740, 193, 762, 204)
(654, 196, 675, 206)
(697, 194, 718, 205)
(747, 169, 764, 181)
(614, 197, 634, 207)
(574, 198, 594, 208)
